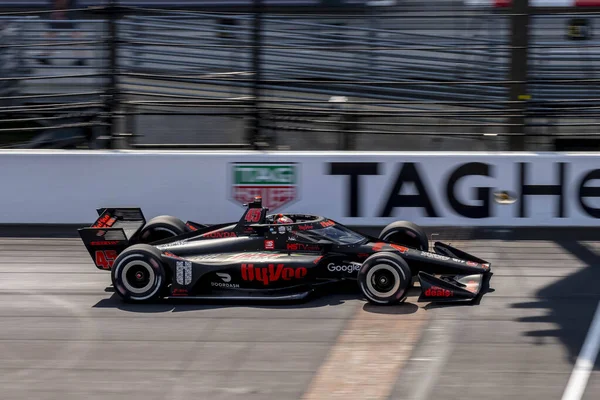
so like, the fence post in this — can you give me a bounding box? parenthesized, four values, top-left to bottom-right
(508, 0, 529, 150)
(248, 0, 264, 149)
(106, 0, 119, 148)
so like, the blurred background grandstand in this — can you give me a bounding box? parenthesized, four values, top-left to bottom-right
(1, 0, 599, 151)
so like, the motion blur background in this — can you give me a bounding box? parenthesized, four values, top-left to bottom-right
(2, 0, 600, 151)
(1, 3, 600, 400)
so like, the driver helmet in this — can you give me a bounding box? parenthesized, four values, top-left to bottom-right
(274, 214, 293, 224)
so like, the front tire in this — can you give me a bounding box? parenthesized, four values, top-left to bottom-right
(358, 252, 412, 305)
(379, 221, 429, 251)
(111, 244, 167, 302)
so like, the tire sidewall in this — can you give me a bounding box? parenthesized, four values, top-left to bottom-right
(111, 247, 166, 302)
(139, 216, 187, 243)
(380, 221, 428, 251)
(140, 224, 179, 242)
(358, 253, 411, 305)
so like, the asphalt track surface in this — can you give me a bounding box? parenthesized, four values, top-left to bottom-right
(0, 226, 599, 400)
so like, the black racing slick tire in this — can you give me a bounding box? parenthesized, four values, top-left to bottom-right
(111, 244, 167, 302)
(379, 221, 429, 251)
(358, 252, 412, 305)
(138, 215, 187, 243)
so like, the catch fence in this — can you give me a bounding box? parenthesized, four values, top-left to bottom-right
(0, 1, 599, 150)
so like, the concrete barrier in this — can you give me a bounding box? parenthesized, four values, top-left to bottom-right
(2, 150, 600, 226)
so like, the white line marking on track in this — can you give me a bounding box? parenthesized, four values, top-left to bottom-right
(561, 301, 600, 400)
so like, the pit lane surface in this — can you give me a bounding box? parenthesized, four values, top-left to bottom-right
(0, 228, 598, 400)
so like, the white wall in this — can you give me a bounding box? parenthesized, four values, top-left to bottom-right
(2, 150, 600, 226)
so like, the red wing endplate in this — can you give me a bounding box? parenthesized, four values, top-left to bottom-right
(418, 272, 492, 303)
(78, 208, 146, 270)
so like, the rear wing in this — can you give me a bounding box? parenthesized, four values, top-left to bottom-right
(78, 208, 146, 270)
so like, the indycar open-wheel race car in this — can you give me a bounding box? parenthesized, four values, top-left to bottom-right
(78, 197, 493, 305)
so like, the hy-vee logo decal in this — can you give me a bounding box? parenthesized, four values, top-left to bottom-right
(231, 163, 298, 211)
(241, 263, 307, 286)
(176, 261, 192, 285)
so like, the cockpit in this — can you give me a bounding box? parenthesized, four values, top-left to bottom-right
(290, 224, 367, 245)
(264, 213, 321, 224)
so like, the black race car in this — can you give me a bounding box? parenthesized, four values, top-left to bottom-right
(78, 197, 493, 305)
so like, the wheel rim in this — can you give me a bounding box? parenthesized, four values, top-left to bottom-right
(122, 260, 155, 294)
(127, 266, 151, 289)
(372, 269, 395, 292)
(365, 264, 401, 298)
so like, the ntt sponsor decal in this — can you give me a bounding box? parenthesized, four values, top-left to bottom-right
(327, 263, 361, 273)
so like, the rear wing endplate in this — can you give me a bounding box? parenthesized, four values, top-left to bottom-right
(78, 208, 146, 270)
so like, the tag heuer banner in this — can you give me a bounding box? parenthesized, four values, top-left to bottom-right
(4, 151, 600, 227)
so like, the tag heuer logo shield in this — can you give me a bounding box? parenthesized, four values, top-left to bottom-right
(231, 163, 299, 211)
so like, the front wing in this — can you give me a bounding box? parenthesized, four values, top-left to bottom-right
(413, 241, 493, 303)
(417, 271, 492, 303)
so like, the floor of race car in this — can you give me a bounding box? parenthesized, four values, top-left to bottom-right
(0, 227, 598, 400)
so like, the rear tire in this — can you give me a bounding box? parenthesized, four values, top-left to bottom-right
(138, 215, 187, 243)
(358, 252, 412, 305)
(379, 221, 429, 251)
(111, 244, 167, 302)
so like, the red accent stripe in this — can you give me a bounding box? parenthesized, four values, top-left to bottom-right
(575, 0, 600, 5)
(494, 0, 600, 5)
(233, 185, 295, 188)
